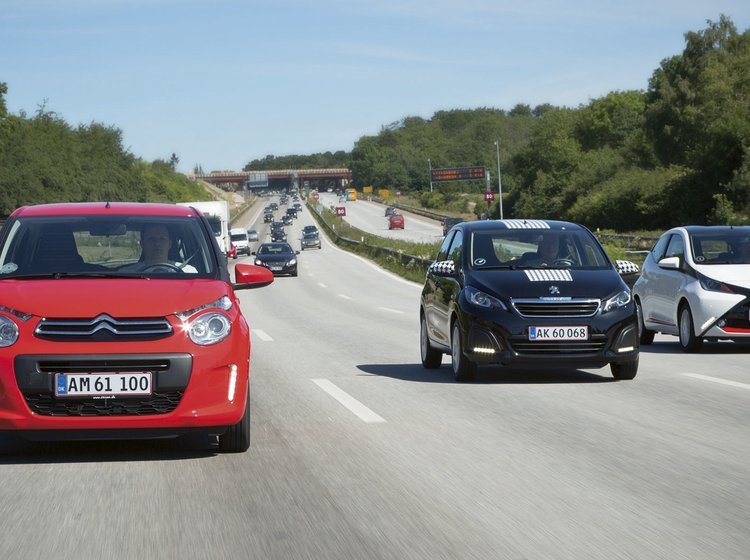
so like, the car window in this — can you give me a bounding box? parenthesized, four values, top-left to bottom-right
(650, 234, 670, 261)
(664, 234, 685, 260)
(435, 231, 455, 261)
(447, 231, 463, 266)
(0, 215, 214, 277)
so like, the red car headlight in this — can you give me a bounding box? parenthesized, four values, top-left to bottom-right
(0, 315, 19, 347)
(188, 312, 232, 346)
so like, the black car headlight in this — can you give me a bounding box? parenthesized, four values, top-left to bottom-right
(465, 286, 507, 311)
(603, 289, 631, 313)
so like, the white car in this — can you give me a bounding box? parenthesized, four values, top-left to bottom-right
(229, 228, 251, 256)
(633, 226, 750, 352)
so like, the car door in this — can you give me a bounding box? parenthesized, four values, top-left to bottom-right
(430, 231, 464, 347)
(424, 232, 456, 348)
(650, 232, 687, 331)
(638, 233, 670, 328)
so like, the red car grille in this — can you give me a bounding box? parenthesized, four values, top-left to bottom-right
(24, 391, 184, 416)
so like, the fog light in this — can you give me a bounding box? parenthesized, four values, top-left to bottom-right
(617, 346, 635, 353)
(717, 319, 727, 328)
(473, 347, 496, 354)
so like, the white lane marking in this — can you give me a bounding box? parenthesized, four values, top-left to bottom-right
(253, 329, 274, 342)
(378, 306, 405, 314)
(318, 282, 328, 288)
(312, 379, 386, 423)
(683, 373, 750, 390)
(338, 294, 353, 300)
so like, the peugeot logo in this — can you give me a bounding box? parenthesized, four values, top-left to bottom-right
(548, 285, 560, 295)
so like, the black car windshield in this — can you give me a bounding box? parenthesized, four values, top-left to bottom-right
(258, 243, 293, 254)
(470, 229, 610, 269)
(690, 230, 750, 264)
(0, 215, 216, 278)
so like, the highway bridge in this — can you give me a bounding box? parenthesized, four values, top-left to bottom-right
(189, 168, 353, 191)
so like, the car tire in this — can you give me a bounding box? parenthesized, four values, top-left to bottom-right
(610, 356, 638, 380)
(420, 314, 442, 369)
(635, 299, 654, 345)
(219, 390, 250, 453)
(292, 269, 298, 277)
(451, 322, 476, 382)
(678, 304, 702, 353)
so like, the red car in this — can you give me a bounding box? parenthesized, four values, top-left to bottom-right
(0, 202, 273, 452)
(388, 213, 405, 229)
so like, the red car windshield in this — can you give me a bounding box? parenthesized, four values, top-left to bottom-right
(0, 214, 217, 277)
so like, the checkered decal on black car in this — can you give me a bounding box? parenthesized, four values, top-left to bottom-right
(429, 260, 455, 274)
(616, 260, 640, 274)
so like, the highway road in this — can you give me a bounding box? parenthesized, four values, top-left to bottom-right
(0, 197, 748, 560)
(316, 192, 445, 244)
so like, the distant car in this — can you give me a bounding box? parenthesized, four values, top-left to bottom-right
(254, 242, 299, 276)
(282, 215, 293, 226)
(247, 229, 259, 242)
(271, 221, 284, 230)
(230, 228, 251, 256)
(227, 243, 238, 260)
(633, 226, 750, 352)
(271, 229, 287, 242)
(301, 232, 322, 250)
(302, 225, 319, 236)
(442, 217, 465, 236)
(286, 208, 297, 219)
(420, 219, 639, 382)
(263, 213, 273, 223)
(293, 202, 303, 212)
(385, 206, 396, 217)
(388, 213, 404, 230)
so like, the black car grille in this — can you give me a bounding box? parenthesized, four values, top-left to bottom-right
(24, 391, 183, 416)
(512, 336, 608, 355)
(511, 299, 600, 317)
(35, 314, 173, 342)
(36, 358, 171, 374)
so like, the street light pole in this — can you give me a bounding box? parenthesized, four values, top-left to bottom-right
(494, 140, 504, 219)
(428, 158, 433, 193)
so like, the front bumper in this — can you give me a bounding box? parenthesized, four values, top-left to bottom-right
(0, 321, 250, 436)
(459, 306, 638, 368)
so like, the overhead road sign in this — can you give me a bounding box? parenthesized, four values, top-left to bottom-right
(431, 166, 486, 183)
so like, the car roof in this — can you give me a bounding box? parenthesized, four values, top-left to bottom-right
(453, 219, 587, 233)
(11, 202, 198, 218)
(680, 225, 750, 234)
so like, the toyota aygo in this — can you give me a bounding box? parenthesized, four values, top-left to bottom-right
(0, 202, 273, 452)
(420, 219, 639, 382)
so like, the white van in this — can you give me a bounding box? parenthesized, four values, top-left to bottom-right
(230, 228, 251, 256)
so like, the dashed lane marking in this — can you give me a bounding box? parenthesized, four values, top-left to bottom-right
(253, 329, 274, 342)
(312, 379, 387, 423)
(683, 373, 750, 390)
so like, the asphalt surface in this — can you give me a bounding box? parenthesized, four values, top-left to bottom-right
(0, 197, 748, 559)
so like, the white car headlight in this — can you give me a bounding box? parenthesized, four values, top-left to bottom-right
(188, 312, 232, 345)
(175, 296, 232, 321)
(603, 289, 631, 313)
(0, 315, 19, 347)
(288, 258, 297, 266)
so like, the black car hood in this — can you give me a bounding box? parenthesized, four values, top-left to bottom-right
(465, 268, 625, 299)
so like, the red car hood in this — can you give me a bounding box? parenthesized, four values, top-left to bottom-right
(0, 278, 229, 318)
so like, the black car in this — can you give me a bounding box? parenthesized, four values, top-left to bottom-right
(420, 219, 639, 382)
(271, 228, 287, 242)
(253, 243, 299, 276)
(302, 225, 319, 235)
(263, 212, 274, 223)
(282, 215, 293, 226)
(286, 208, 297, 219)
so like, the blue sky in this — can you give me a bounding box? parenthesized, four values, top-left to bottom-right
(3, 0, 749, 174)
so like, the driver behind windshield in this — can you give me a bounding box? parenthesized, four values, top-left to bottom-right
(517, 233, 563, 266)
(121, 224, 197, 273)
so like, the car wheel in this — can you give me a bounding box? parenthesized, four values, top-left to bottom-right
(635, 299, 654, 345)
(420, 314, 442, 369)
(292, 269, 298, 277)
(610, 356, 638, 380)
(678, 304, 702, 353)
(451, 322, 476, 382)
(219, 389, 250, 453)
